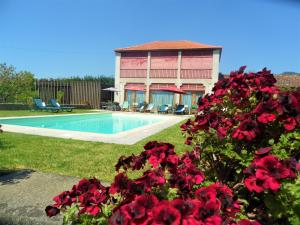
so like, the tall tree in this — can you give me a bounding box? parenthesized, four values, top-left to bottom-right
(0, 63, 36, 103)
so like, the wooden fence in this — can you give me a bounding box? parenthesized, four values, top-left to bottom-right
(36, 80, 102, 109)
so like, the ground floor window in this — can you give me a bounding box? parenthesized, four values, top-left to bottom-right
(125, 90, 145, 106)
(180, 91, 204, 107)
(150, 91, 174, 107)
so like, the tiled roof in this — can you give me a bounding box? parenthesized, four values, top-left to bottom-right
(115, 40, 222, 52)
(220, 74, 300, 88)
(275, 75, 300, 87)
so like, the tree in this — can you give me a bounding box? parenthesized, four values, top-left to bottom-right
(0, 63, 36, 104)
(0, 63, 16, 102)
(14, 70, 36, 103)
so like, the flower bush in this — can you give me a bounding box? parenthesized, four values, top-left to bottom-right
(46, 67, 299, 225)
(181, 67, 300, 224)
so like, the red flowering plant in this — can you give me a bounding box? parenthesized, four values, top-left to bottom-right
(46, 141, 259, 225)
(181, 67, 300, 224)
(46, 67, 299, 225)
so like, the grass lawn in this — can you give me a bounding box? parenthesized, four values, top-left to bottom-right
(0, 110, 190, 182)
(0, 109, 97, 117)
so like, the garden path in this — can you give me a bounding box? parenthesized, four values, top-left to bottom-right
(0, 170, 81, 225)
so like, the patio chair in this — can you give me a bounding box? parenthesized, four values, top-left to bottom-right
(121, 101, 129, 111)
(144, 103, 154, 113)
(33, 98, 59, 112)
(157, 104, 169, 114)
(173, 104, 187, 115)
(50, 99, 75, 112)
(136, 103, 146, 112)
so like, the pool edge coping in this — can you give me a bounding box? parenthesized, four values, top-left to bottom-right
(0, 112, 191, 145)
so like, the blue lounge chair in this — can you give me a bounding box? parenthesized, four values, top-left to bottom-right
(121, 101, 129, 111)
(157, 104, 169, 114)
(50, 99, 75, 112)
(145, 103, 154, 113)
(33, 98, 59, 112)
(173, 104, 187, 115)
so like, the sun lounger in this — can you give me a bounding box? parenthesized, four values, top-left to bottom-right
(33, 98, 59, 112)
(136, 103, 146, 112)
(50, 99, 75, 112)
(157, 104, 169, 114)
(173, 104, 187, 115)
(145, 103, 154, 113)
(121, 101, 129, 111)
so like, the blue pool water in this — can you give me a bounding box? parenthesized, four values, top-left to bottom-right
(0, 113, 162, 134)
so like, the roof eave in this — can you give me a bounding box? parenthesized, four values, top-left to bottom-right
(114, 46, 223, 53)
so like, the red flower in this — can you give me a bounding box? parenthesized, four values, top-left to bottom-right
(244, 176, 264, 193)
(75, 178, 104, 194)
(171, 199, 198, 218)
(256, 155, 290, 180)
(167, 154, 179, 167)
(109, 209, 130, 225)
(257, 113, 276, 124)
(262, 177, 281, 191)
(45, 206, 60, 217)
(232, 119, 260, 141)
(53, 191, 72, 207)
(135, 194, 159, 210)
(182, 217, 204, 225)
(255, 147, 272, 155)
(282, 117, 297, 131)
(121, 203, 146, 222)
(152, 201, 181, 225)
(84, 205, 100, 216)
(110, 173, 130, 194)
(244, 155, 298, 193)
(205, 215, 222, 225)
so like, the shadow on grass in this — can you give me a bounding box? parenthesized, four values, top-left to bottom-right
(0, 169, 34, 185)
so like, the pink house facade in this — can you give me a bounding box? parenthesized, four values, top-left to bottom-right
(114, 40, 222, 107)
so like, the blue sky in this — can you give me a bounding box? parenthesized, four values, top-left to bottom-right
(0, 0, 299, 78)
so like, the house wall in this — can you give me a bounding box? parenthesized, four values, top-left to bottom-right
(114, 49, 221, 105)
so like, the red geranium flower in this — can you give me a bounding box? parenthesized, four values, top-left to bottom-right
(205, 215, 222, 225)
(282, 117, 297, 131)
(244, 154, 299, 193)
(255, 147, 272, 155)
(232, 119, 260, 141)
(152, 201, 181, 225)
(256, 155, 290, 180)
(257, 113, 276, 124)
(244, 176, 264, 193)
(109, 209, 130, 225)
(110, 173, 130, 194)
(171, 199, 198, 218)
(135, 194, 159, 210)
(53, 191, 72, 207)
(45, 206, 60, 217)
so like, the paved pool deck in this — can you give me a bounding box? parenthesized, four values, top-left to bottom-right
(0, 170, 81, 225)
(0, 112, 190, 145)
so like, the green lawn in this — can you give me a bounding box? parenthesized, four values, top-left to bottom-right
(0, 109, 97, 117)
(0, 110, 190, 182)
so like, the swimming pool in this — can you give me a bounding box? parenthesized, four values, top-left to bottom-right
(0, 113, 162, 134)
